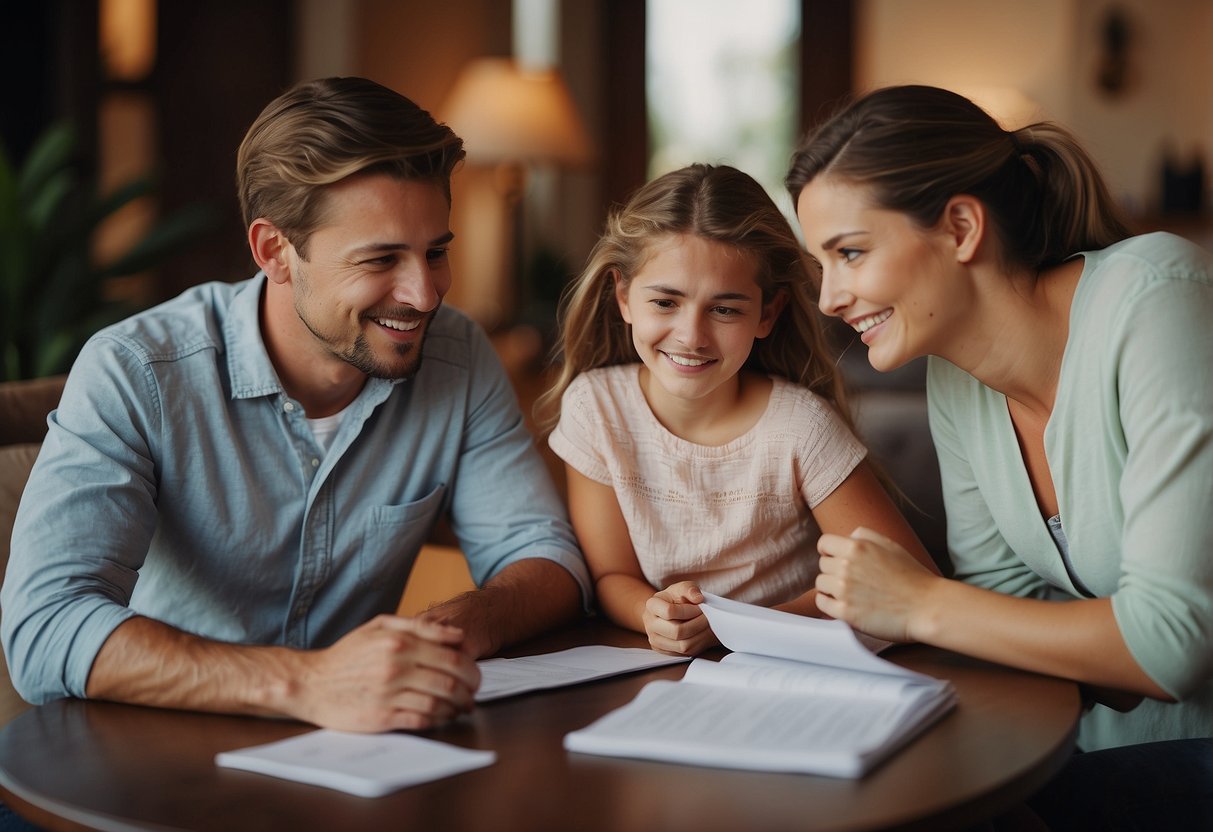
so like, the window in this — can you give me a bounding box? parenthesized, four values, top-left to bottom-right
(646, 0, 801, 220)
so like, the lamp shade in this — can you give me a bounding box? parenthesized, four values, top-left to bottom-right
(441, 57, 594, 167)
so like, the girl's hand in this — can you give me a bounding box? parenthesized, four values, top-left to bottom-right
(642, 581, 718, 656)
(815, 527, 940, 643)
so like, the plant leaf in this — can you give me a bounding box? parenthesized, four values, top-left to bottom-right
(99, 203, 219, 278)
(17, 124, 76, 202)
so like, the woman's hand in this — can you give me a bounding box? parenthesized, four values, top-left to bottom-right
(815, 527, 942, 643)
(642, 581, 719, 656)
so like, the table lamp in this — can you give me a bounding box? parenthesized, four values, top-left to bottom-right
(441, 57, 593, 329)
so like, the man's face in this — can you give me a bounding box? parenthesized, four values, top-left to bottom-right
(286, 173, 453, 380)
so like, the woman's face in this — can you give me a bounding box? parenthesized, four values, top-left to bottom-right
(796, 176, 970, 372)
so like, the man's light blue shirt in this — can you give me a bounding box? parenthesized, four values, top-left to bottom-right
(2, 275, 590, 703)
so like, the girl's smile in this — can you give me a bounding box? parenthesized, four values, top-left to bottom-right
(615, 232, 785, 429)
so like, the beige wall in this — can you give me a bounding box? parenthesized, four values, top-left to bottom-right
(856, 0, 1213, 216)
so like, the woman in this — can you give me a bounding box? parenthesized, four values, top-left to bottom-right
(788, 85, 1213, 829)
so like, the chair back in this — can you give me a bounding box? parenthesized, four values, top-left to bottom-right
(0, 375, 67, 725)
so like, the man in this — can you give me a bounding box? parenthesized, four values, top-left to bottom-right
(1, 77, 591, 732)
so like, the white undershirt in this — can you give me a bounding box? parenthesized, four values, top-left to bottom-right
(306, 408, 347, 453)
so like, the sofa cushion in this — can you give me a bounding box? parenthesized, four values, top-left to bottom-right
(0, 443, 40, 726)
(0, 375, 67, 445)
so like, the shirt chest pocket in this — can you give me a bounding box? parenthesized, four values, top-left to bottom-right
(359, 484, 448, 589)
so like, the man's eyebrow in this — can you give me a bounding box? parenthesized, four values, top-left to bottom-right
(640, 283, 755, 301)
(348, 231, 455, 257)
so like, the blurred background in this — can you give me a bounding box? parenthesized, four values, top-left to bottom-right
(2, 0, 1211, 380)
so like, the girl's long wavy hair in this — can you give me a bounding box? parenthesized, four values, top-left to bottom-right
(786, 85, 1129, 272)
(537, 163, 851, 432)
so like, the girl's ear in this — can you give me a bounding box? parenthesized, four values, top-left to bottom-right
(248, 219, 294, 284)
(613, 270, 633, 324)
(756, 289, 789, 338)
(940, 195, 985, 264)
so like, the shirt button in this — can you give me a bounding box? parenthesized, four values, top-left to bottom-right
(283, 401, 296, 413)
(311, 458, 320, 468)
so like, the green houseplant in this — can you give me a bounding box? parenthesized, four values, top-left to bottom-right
(0, 124, 213, 381)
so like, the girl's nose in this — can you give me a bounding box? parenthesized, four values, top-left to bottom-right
(674, 312, 707, 348)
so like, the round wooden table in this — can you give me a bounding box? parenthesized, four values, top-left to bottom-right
(0, 623, 1080, 832)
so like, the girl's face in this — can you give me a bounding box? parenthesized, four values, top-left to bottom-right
(797, 175, 969, 372)
(615, 233, 784, 410)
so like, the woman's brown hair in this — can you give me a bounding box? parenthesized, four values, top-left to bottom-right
(786, 85, 1129, 271)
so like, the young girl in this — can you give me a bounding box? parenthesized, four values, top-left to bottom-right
(538, 163, 934, 656)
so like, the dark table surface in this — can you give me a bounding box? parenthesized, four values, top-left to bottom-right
(0, 620, 1081, 832)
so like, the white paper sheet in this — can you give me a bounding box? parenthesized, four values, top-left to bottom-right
(699, 592, 929, 680)
(215, 730, 496, 797)
(475, 645, 690, 702)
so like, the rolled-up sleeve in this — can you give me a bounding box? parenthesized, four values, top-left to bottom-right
(1110, 279, 1213, 699)
(446, 325, 591, 604)
(2, 339, 157, 702)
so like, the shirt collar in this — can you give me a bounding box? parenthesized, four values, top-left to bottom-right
(224, 273, 286, 401)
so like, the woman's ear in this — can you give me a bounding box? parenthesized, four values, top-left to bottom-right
(940, 195, 986, 264)
(613, 270, 633, 324)
(757, 289, 789, 338)
(248, 219, 294, 284)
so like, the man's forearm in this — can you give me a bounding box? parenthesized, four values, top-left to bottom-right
(420, 558, 585, 657)
(85, 613, 482, 731)
(85, 616, 304, 717)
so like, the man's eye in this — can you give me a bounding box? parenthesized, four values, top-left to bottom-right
(362, 255, 395, 267)
(427, 247, 450, 263)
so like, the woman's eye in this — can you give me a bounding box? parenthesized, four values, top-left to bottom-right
(712, 306, 741, 317)
(650, 299, 675, 309)
(839, 248, 862, 263)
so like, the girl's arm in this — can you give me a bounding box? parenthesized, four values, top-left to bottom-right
(773, 461, 938, 617)
(564, 466, 652, 630)
(565, 467, 713, 654)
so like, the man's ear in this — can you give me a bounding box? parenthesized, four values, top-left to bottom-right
(940, 195, 986, 264)
(248, 219, 294, 284)
(613, 270, 633, 324)
(757, 289, 789, 338)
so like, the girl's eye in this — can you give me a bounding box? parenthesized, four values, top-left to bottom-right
(839, 248, 862, 263)
(650, 298, 675, 309)
(711, 306, 742, 317)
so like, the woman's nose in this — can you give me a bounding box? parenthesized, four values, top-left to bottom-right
(817, 266, 853, 318)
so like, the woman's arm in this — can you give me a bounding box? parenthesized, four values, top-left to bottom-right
(815, 527, 1171, 699)
(773, 461, 938, 618)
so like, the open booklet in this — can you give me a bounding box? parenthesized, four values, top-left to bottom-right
(563, 593, 957, 778)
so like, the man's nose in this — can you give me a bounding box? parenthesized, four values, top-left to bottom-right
(392, 261, 442, 312)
